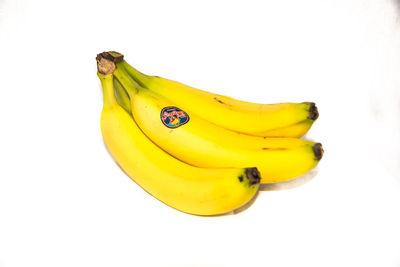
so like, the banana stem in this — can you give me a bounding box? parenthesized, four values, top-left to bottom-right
(96, 51, 150, 90)
(119, 61, 151, 88)
(114, 78, 132, 113)
(114, 66, 141, 96)
(98, 73, 116, 108)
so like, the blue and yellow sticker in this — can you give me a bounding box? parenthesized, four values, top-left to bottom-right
(160, 106, 190, 128)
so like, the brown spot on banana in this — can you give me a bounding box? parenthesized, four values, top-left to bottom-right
(213, 97, 232, 107)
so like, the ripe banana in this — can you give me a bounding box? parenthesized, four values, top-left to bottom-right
(100, 51, 318, 137)
(113, 64, 323, 184)
(114, 71, 314, 138)
(97, 63, 260, 215)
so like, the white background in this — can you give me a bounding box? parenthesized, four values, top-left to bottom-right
(1, 0, 400, 266)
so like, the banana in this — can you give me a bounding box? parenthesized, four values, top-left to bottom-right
(113, 72, 314, 138)
(113, 64, 323, 184)
(97, 61, 260, 216)
(100, 51, 318, 137)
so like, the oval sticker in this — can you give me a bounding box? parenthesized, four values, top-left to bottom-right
(160, 106, 190, 128)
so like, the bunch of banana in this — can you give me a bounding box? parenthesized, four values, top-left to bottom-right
(96, 51, 323, 216)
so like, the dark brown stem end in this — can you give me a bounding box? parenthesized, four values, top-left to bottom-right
(96, 51, 123, 75)
(303, 102, 319, 120)
(245, 167, 261, 185)
(97, 51, 124, 63)
(312, 143, 324, 161)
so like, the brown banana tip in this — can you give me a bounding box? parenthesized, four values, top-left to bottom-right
(305, 102, 319, 120)
(312, 143, 324, 161)
(245, 167, 261, 185)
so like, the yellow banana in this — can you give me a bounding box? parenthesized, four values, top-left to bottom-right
(113, 70, 314, 138)
(113, 65, 323, 184)
(101, 51, 318, 137)
(97, 62, 260, 216)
